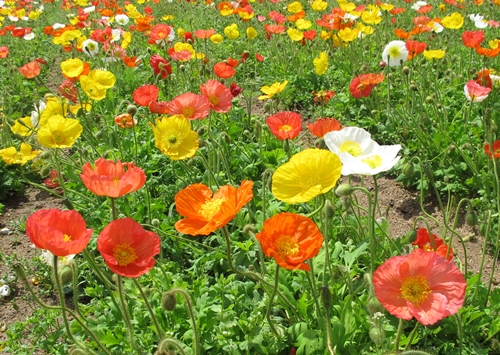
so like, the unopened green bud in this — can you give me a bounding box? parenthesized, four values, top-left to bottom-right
(335, 183, 353, 197)
(198, 138, 206, 148)
(126, 105, 138, 115)
(491, 121, 498, 133)
(243, 224, 256, 234)
(151, 218, 160, 227)
(342, 198, 351, 210)
(58, 266, 73, 285)
(220, 132, 231, 144)
(403, 229, 417, 244)
(322, 200, 335, 220)
(466, 211, 478, 227)
(253, 120, 262, 138)
(402, 66, 410, 75)
(95, 130, 104, 140)
(40, 165, 52, 177)
(321, 285, 332, 309)
(179, 65, 186, 72)
(40, 150, 52, 160)
(263, 102, 272, 113)
(425, 96, 434, 104)
(479, 223, 487, 236)
(197, 126, 206, 136)
(366, 296, 384, 316)
(402, 163, 414, 177)
(410, 84, 418, 92)
(369, 326, 385, 346)
(161, 293, 177, 311)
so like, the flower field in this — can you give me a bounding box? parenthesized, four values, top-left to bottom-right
(1, 0, 500, 354)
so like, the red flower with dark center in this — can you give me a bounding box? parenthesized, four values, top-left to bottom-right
(150, 54, 172, 79)
(200, 80, 233, 113)
(266, 111, 302, 140)
(413, 228, 454, 260)
(80, 158, 146, 198)
(26, 209, 93, 256)
(166, 92, 211, 120)
(97, 218, 160, 277)
(306, 117, 342, 138)
(132, 84, 160, 107)
(230, 82, 242, 97)
(462, 30, 485, 49)
(484, 139, 500, 159)
(19, 61, 41, 79)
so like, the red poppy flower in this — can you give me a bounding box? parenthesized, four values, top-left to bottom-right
(43, 169, 61, 189)
(226, 57, 239, 68)
(0, 46, 8, 58)
(266, 112, 302, 140)
(132, 84, 160, 107)
(167, 47, 193, 61)
(26, 209, 93, 256)
(214, 62, 236, 79)
(194, 29, 215, 39)
(97, 218, 160, 278)
(114, 113, 137, 128)
(485, 139, 500, 159)
(19, 61, 41, 79)
(464, 80, 491, 102)
(349, 73, 385, 98)
(256, 212, 324, 271)
(200, 80, 233, 113)
(166, 92, 211, 120)
(475, 69, 492, 89)
(255, 53, 264, 62)
(413, 228, 453, 260)
(373, 248, 466, 325)
(394, 28, 411, 40)
(58, 80, 78, 103)
(416, 4, 432, 13)
(174, 180, 254, 236)
(268, 11, 286, 24)
(230, 83, 242, 97)
(148, 101, 169, 114)
(183, 31, 194, 42)
(80, 158, 147, 198)
(124, 56, 140, 68)
(312, 90, 335, 104)
(150, 54, 172, 79)
(149, 24, 173, 45)
(405, 39, 427, 60)
(462, 30, 485, 49)
(91, 26, 112, 44)
(475, 46, 500, 58)
(306, 118, 341, 138)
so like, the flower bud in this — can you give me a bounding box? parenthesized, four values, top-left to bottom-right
(40, 165, 52, 177)
(369, 326, 385, 346)
(320, 285, 332, 309)
(366, 296, 384, 316)
(263, 102, 272, 113)
(95, 130, 104, 140)
(335, 183, 353, 197)
(403, 229, 417, 244)
(58, 266, 73, 285)
(179, 65, 186, 72)
(466, 211, 478, 227)
(425, 96, 434, 104)
(402, 66, 410, 75)
(491, 121, 498, 133)
(243, 224, 256, 234)
(402, 163, 414, 177)
(161, 293, 177, 311)
(479, 223, 487, 236)
(322, 200, 335, 220)
(410, 84, 418, 92)
(151, 218, 160, 227)
(197, 126, 206, 136)
(342, 198, 351, 210)
(40, 150, 52, 160)
(126, 104, 138, 115)
(198, 138, 206, 148)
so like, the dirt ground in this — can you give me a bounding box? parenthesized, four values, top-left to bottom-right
(0, 178, 498, 350)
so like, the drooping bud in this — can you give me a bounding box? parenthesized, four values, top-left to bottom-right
(335, 183, 353, 197)
(161, 293, 177, 311)
(95, 130, 104, 140)
(320, 285, 332, 309)
(151, 218, 160, 227)
(322, 200, 335, 220)
(243, 224, 256, 234)
(40, 150, 52, 160)
(402, 163, 414, 177)
(466, 211, 478, 227)
(126, 104, 138, 115)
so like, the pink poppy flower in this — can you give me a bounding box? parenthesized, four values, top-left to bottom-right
(373, 248, 466, 325)
(464, 80, 491, 103)
(200, 80, 233, 113)
(166, 92, 211, 120)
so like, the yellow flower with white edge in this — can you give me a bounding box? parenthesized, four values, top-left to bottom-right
(423, 49, 446, 60)
(0, 143, 40, 166)
(272, 148, 342, 204)
(37, 115, 83, 149)
(311, 0, 328, 11)
(296, 19, 312, 30)
(338, 27, 359, 42)
(149, 115, 199, 160)
(224, 24, 239, 39)
(313, 52, 328, 75)
(442, 12, 464, 29)
(287, 1, 303, 13)
(11, 116, 34, 136)
(246, 27, 258, 39)
(210, 34, 223, 44)
(258, 81, 288, 100)
(287, 28, 303, 42)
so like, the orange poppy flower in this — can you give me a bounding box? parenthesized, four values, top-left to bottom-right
(462, 30, 485, 49)
(148, 101, 169, 114)
(406, 39, 427, 60)
(226, 57, 239, 68)
(18, 61, 41, 79)
(485, 139, 500, 159)
(214, 62, 236, 79)
(26, 209, 93, 256)
(133, 84, 160, 107)
(124, 56, 140, 68)
(114, 113, 137, 128)
(394, 28, 411, 39)
(475, 46, 500, 58)
(80, 158, 146, 198)
(413, 228, 453, 260)
(306, 118, 341, 138)
(349, 73, 385, 98)
(266, 111, 302, 140)
(194, 29, 215, 39)
(200, 80, 233, 113)
(174, 180, 254, 236)
(166, 92, 211, 120)
(97, 218, 160, 277)
(256, 212, 324, 271)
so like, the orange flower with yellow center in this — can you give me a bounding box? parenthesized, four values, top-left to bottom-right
(256, 212, 323, 270)
(175, 181, 254, 236)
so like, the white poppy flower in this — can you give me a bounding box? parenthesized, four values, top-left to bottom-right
(82, 39, 99, 57)
(115, 14, 129, 26)
(41, 250, 76, 267)
(340, 144, 402, 176)
(382, 40, 408, 67)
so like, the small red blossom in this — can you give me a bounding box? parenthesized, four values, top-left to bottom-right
(266, 111, 302, 140)
(132, 84, 160, 107)
(413, 228, 454, 260)
(462, 30, 485, 49)
(306, 118, 342, 138)
(19, 61, 42, 79)
(484, 139, 500, 159)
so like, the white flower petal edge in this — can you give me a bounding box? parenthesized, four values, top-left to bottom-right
(340, 144, 402, 176)
(324, 126, 378, 157)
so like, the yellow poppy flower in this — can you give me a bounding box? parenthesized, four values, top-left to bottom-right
(149, 115, 199, 160)
(79, 70, 116, 101)
(0, 143, 40, 166)
(442, 12, 464, 29)
(287, 28, 303, 42)
(246, 27, 258, 39)
(11, 116, 34, 136)
(311, 0, 328, 11)
(210, 34, 223, 44)
(60, 58, 84, 79)
(39, 97, 67, 127)
(313, 52, 328, 75)
(272, 149, 342, 204)
(52, 30, 82, 46)
(258, 80, 288, 100)
(37, 115, 83, 148)
(338, 0, 356, 11)
(338, 27, 359, 42)
(320, 30, 332, 40)
(288, 1, 303, 13)
(296, 19, 312, 30)
(361, 7, 382, 25)
(224, 24, 239, 39)
(423, 49, 446, 60)
(121, 31, 132, 48)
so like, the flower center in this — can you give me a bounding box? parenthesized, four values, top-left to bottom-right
(361, 155, 383, 168)
(280, 124, 293, 132)
(209, 96, 219, 105)
(168, 135, 177, 144)
(340, 141, 362, 157)
(113, 243, 138, 266)
(63, 234, 72, 242)
(400, 274, 431, 306)
(52, 131, 65, 144)
(388, 46, 401, 58)
(182, 107, 194, 118)
(276, 236, 300, 259)
(199, 197, 226, 220)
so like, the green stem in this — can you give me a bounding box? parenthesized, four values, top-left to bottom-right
(155, 338, 188, 355)
(394, 318, 404, 351)
(133, 278, 164, 338)
(117, 276, 137, 350)
(166, 288, 200, 355)
(265, 266, 281, 338)
(404, 322, 420, 351)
